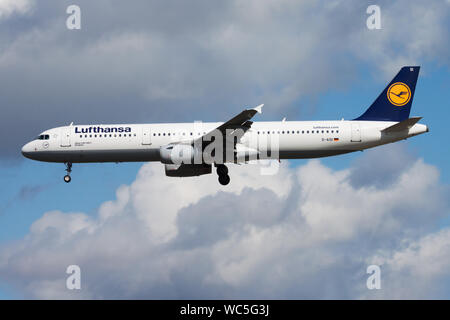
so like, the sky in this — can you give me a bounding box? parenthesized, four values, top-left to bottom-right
(0, 0, 449, 299)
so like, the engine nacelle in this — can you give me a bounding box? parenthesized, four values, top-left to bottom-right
(160, 144, 200, 164)
(235, 144, 259, 163)
(165, 164, 212, 177)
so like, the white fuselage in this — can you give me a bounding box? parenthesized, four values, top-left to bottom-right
(21, 120, 428, 163)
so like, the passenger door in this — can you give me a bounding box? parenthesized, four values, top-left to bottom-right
(351, 123, 362, 142)
(60, 127, 71, 147)
(142, 126, 152, 145)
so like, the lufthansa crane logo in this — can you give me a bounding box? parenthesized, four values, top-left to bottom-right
(387, 82, 411, 106)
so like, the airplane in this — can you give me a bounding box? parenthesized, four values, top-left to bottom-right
(21, 66, 428, 185)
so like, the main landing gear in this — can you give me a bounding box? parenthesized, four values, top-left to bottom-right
(64, 162, 72, 183)
(216, 164, 230, 186)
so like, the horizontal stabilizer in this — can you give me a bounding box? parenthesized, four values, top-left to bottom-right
(381, 117, 422, 133)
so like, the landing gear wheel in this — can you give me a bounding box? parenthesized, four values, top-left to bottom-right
(218, 174, 230, 186)
(216, 164, 228, 176)
(64, 162, 72, 184)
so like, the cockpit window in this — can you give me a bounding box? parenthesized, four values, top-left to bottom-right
(36, 134, 50, 140)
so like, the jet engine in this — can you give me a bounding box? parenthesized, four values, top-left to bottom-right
(164, 164, 212, 177)
(160, 144, 200, 164)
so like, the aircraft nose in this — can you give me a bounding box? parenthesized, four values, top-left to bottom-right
(21, 142, 34, 158)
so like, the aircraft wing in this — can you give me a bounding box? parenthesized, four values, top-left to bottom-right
(194, 104, 263, 147)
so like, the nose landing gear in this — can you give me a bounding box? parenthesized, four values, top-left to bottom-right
(216, 164, 230, 186)
(64, 162, 72, 183)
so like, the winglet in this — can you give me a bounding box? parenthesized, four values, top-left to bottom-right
(253, 104, 263, 114)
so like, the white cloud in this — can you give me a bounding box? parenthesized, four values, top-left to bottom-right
(0, 147, 448, 299)
(365, 228, 450, 299)
(351, 0, 450, 75)
(0, 0, 33, 19)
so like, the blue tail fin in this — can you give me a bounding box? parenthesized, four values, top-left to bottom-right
(355, 66, 420, 122)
